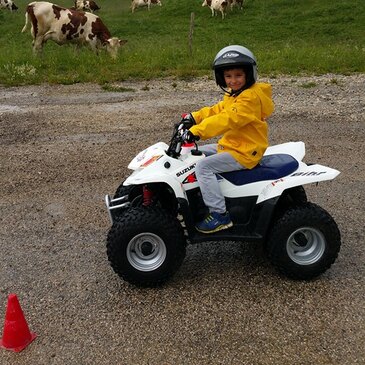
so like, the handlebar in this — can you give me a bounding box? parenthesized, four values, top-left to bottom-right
(166, 124, 200, 158)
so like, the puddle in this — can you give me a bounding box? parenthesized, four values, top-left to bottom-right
(0, 105, 22, 114)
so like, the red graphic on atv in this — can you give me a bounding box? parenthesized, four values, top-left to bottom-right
(182, 172, 197, 184)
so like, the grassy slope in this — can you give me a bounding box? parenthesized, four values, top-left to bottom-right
(0, 0, 364, 85)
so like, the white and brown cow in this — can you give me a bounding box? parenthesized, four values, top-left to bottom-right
(131, 0, 161, 13)
(0, 0, 18, 11)
(21, 2, 127, 58)
(73, 0, 100, 13)
(228, 0, 243, 10)
(202, 0, 228, 19)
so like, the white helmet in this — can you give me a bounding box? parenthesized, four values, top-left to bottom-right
(212, 45, 257, 94)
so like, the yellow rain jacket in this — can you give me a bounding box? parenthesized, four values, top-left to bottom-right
(190, 82, 274, 169)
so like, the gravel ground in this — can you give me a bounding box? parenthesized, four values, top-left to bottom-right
(0, 74, 364, 365)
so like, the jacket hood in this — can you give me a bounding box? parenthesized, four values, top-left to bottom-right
(250, 82, 274, 119)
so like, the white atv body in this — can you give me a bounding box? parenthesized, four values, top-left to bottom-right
(105, 127, 341, 287)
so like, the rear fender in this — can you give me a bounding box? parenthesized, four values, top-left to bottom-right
(264, 141, 305, 161)
(257, 164, 340, 204)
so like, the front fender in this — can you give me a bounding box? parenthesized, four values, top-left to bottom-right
(124, 152, 204, 200)
(124, 170, 186, 200)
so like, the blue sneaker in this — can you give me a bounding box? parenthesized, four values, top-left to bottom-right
(196, 212, 233, 234)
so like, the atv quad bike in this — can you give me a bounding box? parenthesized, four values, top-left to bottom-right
(105, 125, 341, 287)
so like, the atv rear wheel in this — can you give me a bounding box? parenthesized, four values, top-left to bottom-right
(107, 207, 186, 287)
(267, 202, 341, 280)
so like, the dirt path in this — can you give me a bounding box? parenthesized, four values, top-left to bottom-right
(0, 75, 364, 364)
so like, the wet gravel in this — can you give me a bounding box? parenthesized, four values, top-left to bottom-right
(0, 74, 364, 364)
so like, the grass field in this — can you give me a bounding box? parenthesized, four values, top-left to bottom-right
(0, 0, 364, 85)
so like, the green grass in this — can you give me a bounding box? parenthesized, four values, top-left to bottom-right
(0, 0, 364, 85)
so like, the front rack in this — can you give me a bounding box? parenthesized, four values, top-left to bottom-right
(104, 194, 130, 224)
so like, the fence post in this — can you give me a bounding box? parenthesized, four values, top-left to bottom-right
(189, 12, 195, 58)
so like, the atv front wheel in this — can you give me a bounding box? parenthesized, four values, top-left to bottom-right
(267, 202, 341, 280)
(107, 207, 186, 287)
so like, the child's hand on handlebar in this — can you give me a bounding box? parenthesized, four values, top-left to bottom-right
(179, 113, 196, 129)
(182, 130, 199, 143)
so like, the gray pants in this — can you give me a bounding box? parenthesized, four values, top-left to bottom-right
(196, 144, 245, 214)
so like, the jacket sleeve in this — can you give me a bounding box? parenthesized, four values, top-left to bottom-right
(190, 92, 261, 140)
(191, 100, 225, 124)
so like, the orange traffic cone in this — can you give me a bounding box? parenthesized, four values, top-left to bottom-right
(0, 294, 37, 352)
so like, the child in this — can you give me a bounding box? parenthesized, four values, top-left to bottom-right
(181, 45, 275, 234)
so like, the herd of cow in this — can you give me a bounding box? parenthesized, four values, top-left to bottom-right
(1, 0, 98, 12)
(1, 0, 244, 58)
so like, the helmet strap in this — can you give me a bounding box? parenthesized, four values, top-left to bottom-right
(219, 85, 251, 97)
(219, 85, 235, 96)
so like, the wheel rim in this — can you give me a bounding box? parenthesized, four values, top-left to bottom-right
(126, 233, 167, 272)
(286, 227, 326, 265)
